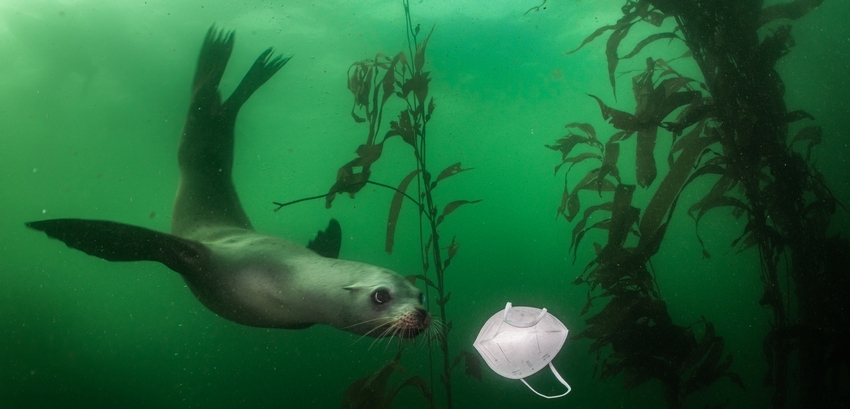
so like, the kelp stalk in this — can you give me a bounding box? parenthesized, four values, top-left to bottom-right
(325, 1, 481, 407)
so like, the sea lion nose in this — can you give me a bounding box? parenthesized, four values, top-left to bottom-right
(415, 308, 431, 328)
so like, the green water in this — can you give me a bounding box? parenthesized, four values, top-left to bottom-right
(2, 1, 848, 408)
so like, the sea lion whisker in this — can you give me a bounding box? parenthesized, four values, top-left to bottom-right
(367, 324, 397, 350)
(351, 320, 395, 345)
(384, 327, 402, 351)
(424, 318, 446, 347)
(341, 316, 392, 330)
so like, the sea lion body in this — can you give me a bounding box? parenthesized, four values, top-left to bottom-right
(182, 226, 424, 335)
(26, 27, 430, 338)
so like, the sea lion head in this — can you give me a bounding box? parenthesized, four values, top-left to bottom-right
(340, 266, 431, 338)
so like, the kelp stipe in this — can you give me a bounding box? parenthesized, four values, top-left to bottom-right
(325, 1, 481, 408)
(544, 1, 848, 408)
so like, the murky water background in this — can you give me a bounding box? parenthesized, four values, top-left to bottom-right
(2, 1, 848, 408)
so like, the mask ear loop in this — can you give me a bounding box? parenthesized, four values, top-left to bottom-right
(502, 302, 548, 328)
(519, 362, 572, 399)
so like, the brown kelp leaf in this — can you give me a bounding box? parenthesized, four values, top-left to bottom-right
(390, 376, 433, 404)
(643, 9, 669, 27)
(436, 292, 451, 307)
(565, 122, 597, 139)
(759, 0, 824, 26)
(639, 128, 714, 241)
(659, 76, 697, 95)
(407, 274, 437, 289)
(326, 160, 372, 208)
(386, 169, 421, 254)
(653, 90, 702, 124)
(599, 141, 621, 184)
(609, 130, 634, 143)
(636, 128, 658, 187)
(341, 359, 399, 409)
(573, 218, 612, 262)
(348, 62, 374, 107)
(389, 109, 416, 147)
(373, 53, 391, 69)
(731, 223, 761, 254)
(456, 350, 483, 382)
(566, 24, 618, 55)
(686, 171, 738, 259)
(694, 196, 751, 224)
(422, 234, 433, 272)
(607, 184, 638, 248)
(578, 170, 616, 194)
(553, 152, 603, 176)
(620, 32, 679, 60)
(401, 71, 431, 105)
(436, 200, 482, 225)
(381, 53, 403, 105)
(348, 62, 374, 123)
(790, 125, 822, 161)
(632, 58, 657, 116)
(785, 109, 814, 123)
(589, 94, 642, 131)
(414, 24, 436, 73)
(556, 175, 574, 220)
(571, 202, 615, 256)
(425, 97, 436, 121)
(350, 110, 367, 123)
(355, 143, 384, 167)
(431, 162, 473, 189)
(443, 236, 459, 269)
(640, 221, 668, 257)
(606, 22, 636, 97)
(664, 104, 714, 136)
(558, 169, 609, 222)
(685, 165, 731, 212)
(546, 134, 597, 163)
(581, 293, 644, 340)
(669, 120, 710, 167)
(682, 335, 738, 396)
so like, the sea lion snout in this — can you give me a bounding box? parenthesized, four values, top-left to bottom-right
(395, 308, 431, 338)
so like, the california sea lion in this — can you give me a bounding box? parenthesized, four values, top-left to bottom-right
(26, 26, 430, 338)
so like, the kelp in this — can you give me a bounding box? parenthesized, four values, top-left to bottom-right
(342, 351, 433, 409)
(548, 1, 847, 408)
(326, 1, 480, 408)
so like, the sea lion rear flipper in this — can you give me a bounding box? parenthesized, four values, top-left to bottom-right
(306, 219, 341, 259)
(172, 27, 291, 237)
(26, 219, 208, 276)
(222, 47, 291, 114)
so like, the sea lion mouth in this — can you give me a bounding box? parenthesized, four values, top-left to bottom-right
(392, 309, 431, 338)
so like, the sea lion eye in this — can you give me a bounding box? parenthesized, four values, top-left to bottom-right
(373, 289, 391, 304)
(419, 293, 425, 305)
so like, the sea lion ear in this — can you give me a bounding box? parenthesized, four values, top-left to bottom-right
(306, 219, 342, 259)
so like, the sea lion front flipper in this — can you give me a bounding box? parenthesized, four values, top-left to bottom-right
(306, 219, 341, 259)
(26, 219, 209, 276)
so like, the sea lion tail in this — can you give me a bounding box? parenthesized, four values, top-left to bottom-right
(26, 219, 208, 276)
